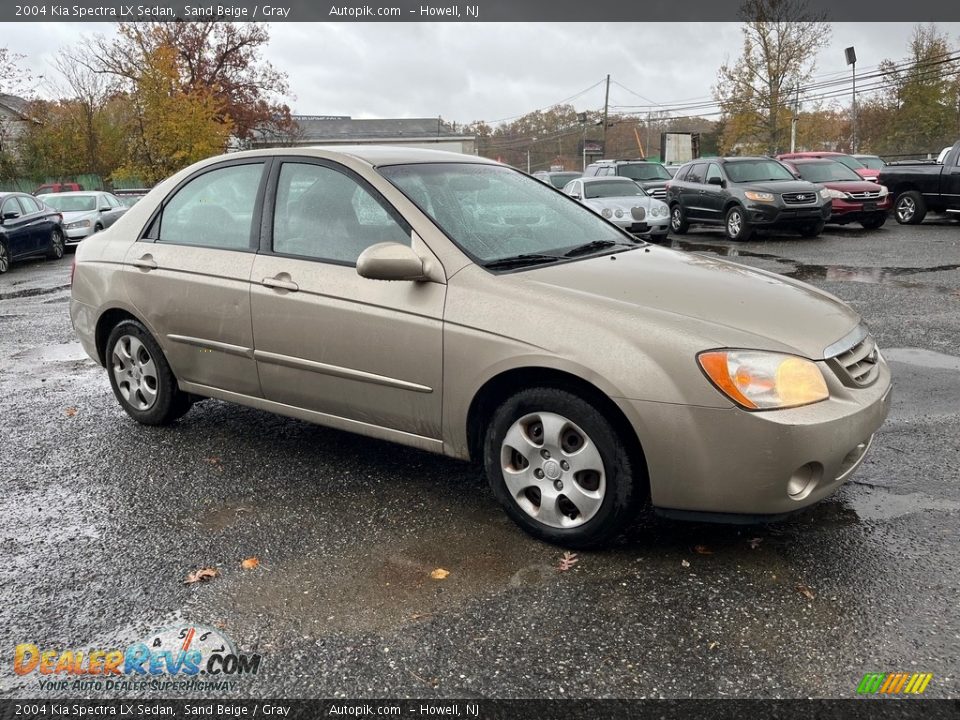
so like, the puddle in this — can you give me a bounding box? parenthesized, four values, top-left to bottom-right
(670, 239, 960, 296)
(883, 347, 960, 372)
(12, 341, 89, 363)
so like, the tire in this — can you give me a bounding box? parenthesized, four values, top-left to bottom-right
(483, 387, 640, 549)
(894, 191, 926, 225)
(799, 221, 825, 238)
(46, 227, 65, 259)
(0, 240, 9, 274)
(94, 224, 104, 233)
(105, 319, 192, 425)
(669, 204, 689, 234)
(724, 205, 753, 241)
(860, 215, 886, 230)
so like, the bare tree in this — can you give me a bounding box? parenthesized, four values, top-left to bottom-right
(714, 0, 831, 154)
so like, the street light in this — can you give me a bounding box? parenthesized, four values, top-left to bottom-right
(526, 136, 538, 173)
(846, 46, 857, 153)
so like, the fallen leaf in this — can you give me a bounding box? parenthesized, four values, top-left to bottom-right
(693, 545, 714, 555)
(184, 567, 220, 584)
(796, 583, 816, 601)
(65, 407, 78, 417)
(747, 537, 763, 549)
(241, 557, 259, 571)
(708, 641, 720, 650)
(203, 457, 224, 472)
(430, 568, 450, 580)
(557, 551, 579, 572)
(681, 559, 691, 568)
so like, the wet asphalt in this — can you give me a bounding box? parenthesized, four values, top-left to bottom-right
(0, 217, 958, 700)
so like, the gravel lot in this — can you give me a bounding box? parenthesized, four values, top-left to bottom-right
(1, 217, 958, 699)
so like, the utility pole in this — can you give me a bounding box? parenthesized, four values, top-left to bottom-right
(790, 85, 799, 153)
(845, 46, 858, 153)
(578, 112, 587, 171)
(602, 74, 610, 157)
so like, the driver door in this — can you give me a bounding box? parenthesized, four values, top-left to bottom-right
(250, 159, 446, 441)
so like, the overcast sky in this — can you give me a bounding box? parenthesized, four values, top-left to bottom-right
(5, 22, 960, 124)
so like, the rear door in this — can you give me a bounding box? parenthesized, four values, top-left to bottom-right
(122, 160, 267, 397)
(701, 163, 727, 223)
(249, 158, 445, 440)
(940, 148, 960, 208)
(1, 196, 35, 258)
(681, 162, 708, 220)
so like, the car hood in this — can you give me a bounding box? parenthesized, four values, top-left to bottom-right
(585, 196, 661, 210)
(855, 168, 880, 180)
(524, 245, 859, 359)
(60, 210, 98, 222)
(822, 180, 883, 193)
(635, 179, 668, 190)
(740, 180, 823, 194)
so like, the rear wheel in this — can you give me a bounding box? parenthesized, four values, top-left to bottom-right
(105, 319, 192, 425)
(46, 228, 65, 259)
(860, 215, 886, 230)
(724, 205, 753, 241)
(483, 387, 640, 548)
(670, 204, 689, 234)
(894, 191, 926, 225)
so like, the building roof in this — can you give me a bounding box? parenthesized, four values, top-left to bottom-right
(0, 94, 30, 119)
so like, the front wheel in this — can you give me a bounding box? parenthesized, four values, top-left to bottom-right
(895, 191, 926, 225)
(0, 240, 9, 274)
(724, 205, 753, 241)
(670, 204, 689, 234)
(46, 228, 65, 259)
(483, 387, 640, 548)
(105, 319, 192, 426)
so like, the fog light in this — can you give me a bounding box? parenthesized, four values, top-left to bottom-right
(787, 462, 822, 500)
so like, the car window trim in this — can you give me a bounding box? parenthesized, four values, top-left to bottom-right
(137, 157, 272, 253)
(259, 156, 414, 268)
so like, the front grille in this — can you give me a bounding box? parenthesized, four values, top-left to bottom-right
(782, 192, 818, 204)
(826, 330, 880, 387)
(630, 206, 647, 221)
(649, 188, 667, 199)
(847, 190, 882, 200)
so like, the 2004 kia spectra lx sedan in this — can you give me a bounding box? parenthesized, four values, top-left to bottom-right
(70, 147, 892, 547)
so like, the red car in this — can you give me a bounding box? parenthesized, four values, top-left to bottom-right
(34, 182, 84, 196)
(776, 151, 880, 182)
(782, 158, 891, 229)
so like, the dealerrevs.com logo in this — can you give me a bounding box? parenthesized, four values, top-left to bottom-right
(14, 625, 262, 692)
(857, 672, 933, 695)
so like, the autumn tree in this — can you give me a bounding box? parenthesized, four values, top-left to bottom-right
(714, 0, 831, 154)
(83, 22, 292, 142)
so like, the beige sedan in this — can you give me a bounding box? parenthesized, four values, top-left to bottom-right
(70, 147, 892, 547)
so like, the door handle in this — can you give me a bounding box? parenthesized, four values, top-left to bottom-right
(261, 276, 299, 292)
(131, 255, 157, 270)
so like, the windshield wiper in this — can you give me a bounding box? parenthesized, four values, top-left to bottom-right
(562, 239, 630, 257)
(484, 254, 559, 270)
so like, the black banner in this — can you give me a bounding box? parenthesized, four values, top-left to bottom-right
(5, 0, 960, 22)
(0, 700, 959, 720)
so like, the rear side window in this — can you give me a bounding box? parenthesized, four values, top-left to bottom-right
(157, 163, 264, 250)
(272, 162, 410, 265)
(686, 163, 707, 184)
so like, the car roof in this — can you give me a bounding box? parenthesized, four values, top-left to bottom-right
(581, 176, 635, 183)
(42, 191, 102, 197)
(225, 145, 502, 168)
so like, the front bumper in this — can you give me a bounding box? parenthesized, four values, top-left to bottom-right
(611, 215, 670, 236)
(64, 226, 94, 244)
(828, 196, 892, 222)
(745, 200, 832, 227)
(615, 359, 892, 516)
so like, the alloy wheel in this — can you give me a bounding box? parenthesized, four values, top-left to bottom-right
(51, 230, 64, 258)
(499, 411, 606, 529)
(671, 207, 683, 231)
(111, 335, 160, 410)
(727, 210, 743, 237)
(0, 243, 8, 273)
(896, 197, 915, 223)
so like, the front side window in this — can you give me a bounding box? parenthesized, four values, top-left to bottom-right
(1, 197, 20, 218)
(380, 163, 628, 265)
(705, 164, 724, 184)
(158, 163, 263, 250)
(17, 195, 42, 214)
(272, 162, 410, 264)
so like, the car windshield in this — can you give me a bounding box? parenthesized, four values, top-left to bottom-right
(833, 155, 866, 171)
(793, 162, 862, 182)
(548, 173, 580, 188)
(616, 163, 671, 181)
(584, 181, 644, 199)
(379, 163, 629, 265)
(43, 194, 97, 212)
(856, 156, 885, 170)
(724, 160, 795, 183)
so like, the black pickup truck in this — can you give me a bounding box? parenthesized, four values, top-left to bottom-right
(878, 140, 960, 224)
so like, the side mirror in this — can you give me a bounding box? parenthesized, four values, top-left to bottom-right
(708, 176, 724, 186)
(356, 242, 428, 281)
(100, 206, 111, 212)
(2, 211, 19, 222)
(570, 193, 582, 200)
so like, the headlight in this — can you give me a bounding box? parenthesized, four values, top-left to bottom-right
(697, 350, 829, 410)
(878, 185, 889, 197)
(824, 188, 846, 200)
(64, 220, 91, 230)
(744, 191, 774, 203)
(651, 204, 666, 217)
(601, 208, 613, 219)
(614, 208, 624, 218)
